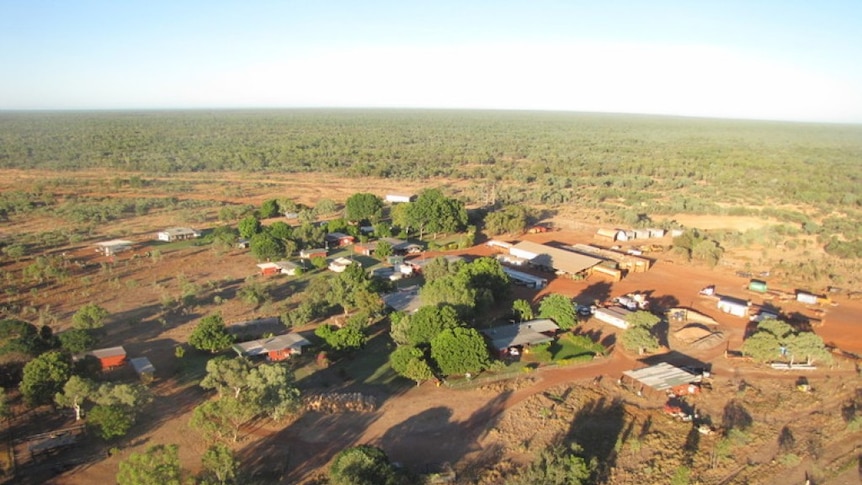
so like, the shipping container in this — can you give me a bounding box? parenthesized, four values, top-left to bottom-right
(748, 280, 768, 293)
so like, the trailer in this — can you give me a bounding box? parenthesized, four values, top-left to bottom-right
(748, 280, 768, 293)
(717, 297, 750, 318)
(796, 291, 819, 305)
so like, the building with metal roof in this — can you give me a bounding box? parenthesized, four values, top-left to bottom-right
(622, 362, 700, 391)
(509, 241, 602, 275)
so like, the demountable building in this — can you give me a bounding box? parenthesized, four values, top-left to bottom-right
(233, 333, 312, 361)
(88, 346, 127, 370)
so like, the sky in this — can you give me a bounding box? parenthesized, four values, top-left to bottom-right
(1, 1, 861, 123)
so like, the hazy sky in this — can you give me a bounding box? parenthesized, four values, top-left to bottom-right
(1, 1, 860, 122)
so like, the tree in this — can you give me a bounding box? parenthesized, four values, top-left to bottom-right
(211, 225, 239, 252)
(508, 443, 595, 485)
(741, 330, 782, 363)
(0, 318, 52, 356)
(625, 311, 660, 330)
(117, 444, 183, 485)
(389, 346, 434, 386)
(315, 324, 367, 352)
(200, 357, 253, 399)
(513, 299, 534, 322)
(430, 327, 490, 376)
(246, 363, 301, 420)
(315, 198, 338, 216)
(786, 331, 832, 365)
(237, 215, 262, 239)
(189, 314, 235, 353)
(267, 221, 293, 241)
(58, 328, 98, 354)
(329, 445, 406, 485)
(88, 404, 134, 440)
(539, 294, 577, 330)
(72, 303, 109, 330)
(421, 256, 460, 282)
(250, 232, 284, 261)
(55, 375, 96, 420)
(399, 304, 462, 347)
(692, 239, 724, 267)
(190, 397, 255, 443)
(328, 263, 376, 315)
(484, 205, 529, 235)
(259, 199, 279, 219)
(621, 326, 659, 355)
(407, 189, 467, 239)
(374, 240, 393, 260)
(0, 389, 10, 421)
(20, 350, 71, 406)
(93, 381, 152, 409)
(420, 276, 476, 316)
(345, 193, 383, 223)
(201, 443, 239, 485)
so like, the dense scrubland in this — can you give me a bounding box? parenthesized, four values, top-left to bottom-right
(2, 110, 861, 281)
(1, 110, 861, 484)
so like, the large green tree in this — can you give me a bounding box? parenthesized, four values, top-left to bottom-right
(250, 232, 284, 261)
(117, 444, 183, 485)
(246, 363, 301, 420)
(396, 304, 462, 347)
(484, 205, 530, 235)
(237, 215, 262, 239)
(513, 299, 534, 322)
(201, 443, 239, 485)
(345, 193, 383, 223)
(189, 314, 235, 353)
(430, 327, 490, 376)
(20, 350, 72, 406)
(625, 310, 660, 330)
(538, 294, 578, 330)
(329, 445, 407, 485)
(259, 199, 280, 219)
(72, 303, 109, 330)
(389, 346, 434, 386)
(407, 189, 467, 239)
(508, 443, 595, 485)
(58, 328, 98, 354)
(55, 375, 96, 421)
(620, 326, 659, 355)
(315, 324, 367, 352)
(200, 357, 253, 399)
(190, 397, 255, 443)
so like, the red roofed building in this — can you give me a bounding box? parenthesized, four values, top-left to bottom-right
(88, 346, 127, 370)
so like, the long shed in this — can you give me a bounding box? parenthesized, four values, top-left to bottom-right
(509, 241, 602, 275)
(594, 307, 633, 329)
(718, 296, 750, 317)
(129, 357, 155, 382)
(233, 333, 312, 361)
(89, 346, 127, 370)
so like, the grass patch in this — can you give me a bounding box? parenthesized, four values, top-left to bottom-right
(175, 349, 213, 386)
(779, 454, 801, 467)
(527, 333, 603, 364)
(331, 332, 404, 388)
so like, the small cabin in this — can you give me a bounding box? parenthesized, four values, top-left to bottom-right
(88, 346, 127, 370)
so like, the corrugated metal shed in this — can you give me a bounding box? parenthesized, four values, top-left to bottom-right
(623, 362, 699, 391)
(480, 319, 559, 350)
(130, 357, 155, 376)
(509, 241, 602, 275)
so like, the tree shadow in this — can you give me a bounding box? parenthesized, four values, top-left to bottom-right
(564, 397, 627, 483)
(575, 281, 613, 305)
(648, 293, 680, 314)
(377, 390, 513, 474)
(722, 400, 753, 433)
